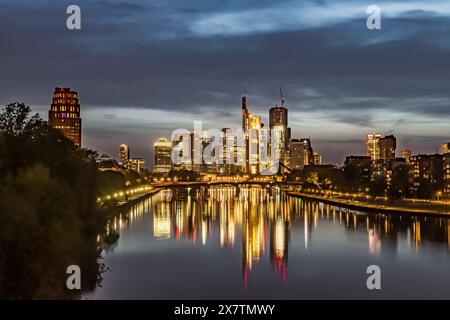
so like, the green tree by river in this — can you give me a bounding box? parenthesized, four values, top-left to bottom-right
(0, 102, 106, 299)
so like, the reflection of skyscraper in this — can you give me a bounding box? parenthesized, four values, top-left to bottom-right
(48, 87, 82, 149)
(270, 217, 289, 280)
(153, 203, 171, 240)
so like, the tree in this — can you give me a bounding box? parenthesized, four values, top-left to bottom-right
(0, 102, 103, 299)
(370, 175, 387, 197)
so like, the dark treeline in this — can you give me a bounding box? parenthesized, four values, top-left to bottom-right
(0, 103, 104, 299)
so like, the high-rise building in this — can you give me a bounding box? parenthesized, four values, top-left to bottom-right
(241, 92, 265, 174)
(313, 152, 322, 165)
(379, 135, 396, 160)
(48, 87, 81, 149)
(130, 158, 145, 173)
(444, 153, 450, 199)
(269, 93, 290, 167)
(440, 142, 450, 154)
(366, 133, 382, 160)
(119, 144, 130, 167)
(289, 139, 314, 171)
(408, 154, 444, 196)
(154, 138, 172, 173)
(269, 105, 287, 129)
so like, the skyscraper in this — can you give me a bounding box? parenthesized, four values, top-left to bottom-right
(241, 92, 265, 174)
(269, 91, 291, 170)
(130, 158, 145, 173)
(366, 133, 382, 160)
(289, 139, 313, 170)
(48, 87, 81, 149)
(408, 154, 444, 196)
(154, 138, 172, 173)
(313, 152, 323, 165)
(119, 144, 130, 166)
(379, 135, 396, 160)
(444, 153, 450, 199)
(269, 105, 287, 129)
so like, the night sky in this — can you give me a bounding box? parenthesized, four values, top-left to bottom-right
(1, 0, 450, 166)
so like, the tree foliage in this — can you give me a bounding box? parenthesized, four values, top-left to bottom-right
(0, 102, 102, 299)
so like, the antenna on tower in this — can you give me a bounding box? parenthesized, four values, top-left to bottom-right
(279, 88, 285, 107)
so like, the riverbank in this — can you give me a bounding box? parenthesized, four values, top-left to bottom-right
(102, 187, 163, 215)
(286, 191, 450, 216)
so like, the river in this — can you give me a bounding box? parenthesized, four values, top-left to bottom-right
(84, 186, 450, 299)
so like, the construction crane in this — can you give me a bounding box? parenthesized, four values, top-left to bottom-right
(279, 88, 285, 107)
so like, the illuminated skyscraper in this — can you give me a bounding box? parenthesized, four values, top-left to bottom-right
(154, 138, 172, 173)
(119, 144, 130, 166)
(48, 87, 81, 149)
(269, 90, 291, 166)
(130, 158, 145, 173)
(313, 152, 323, 165)
(241, 92, 264, 174)
(441, 142, 450, 154)
(366, 133, 382, 160)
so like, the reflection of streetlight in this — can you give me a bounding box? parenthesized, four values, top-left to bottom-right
(437, 191, 442, 201)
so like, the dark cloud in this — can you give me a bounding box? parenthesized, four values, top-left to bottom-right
(1, 0, 449, 165)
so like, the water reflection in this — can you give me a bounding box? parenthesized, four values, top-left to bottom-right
(105, 186, 450, 288)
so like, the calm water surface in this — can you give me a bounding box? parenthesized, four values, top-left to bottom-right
(85, 186, 450, 299)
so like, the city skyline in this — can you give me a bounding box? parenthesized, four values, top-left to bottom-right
(1, 0, 450, 165)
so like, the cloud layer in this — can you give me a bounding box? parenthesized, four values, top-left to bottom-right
(1, 0, 449, 164)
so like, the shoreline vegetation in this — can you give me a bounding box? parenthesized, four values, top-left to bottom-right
(0, 102, 158, 299)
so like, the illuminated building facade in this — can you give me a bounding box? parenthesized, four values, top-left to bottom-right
(154, 138, 172, 173)
(119, 144, 130, 167)
(241, 93, 265, 174)
(366, 133, 382, 160)
(269, 101, 290, 170)
(48, 87, 81, 149)
(130, 158, 145, 173)
(444, 153, 450, 199)
(408, 154, 444, 196)
(313, 152, 322, 165)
